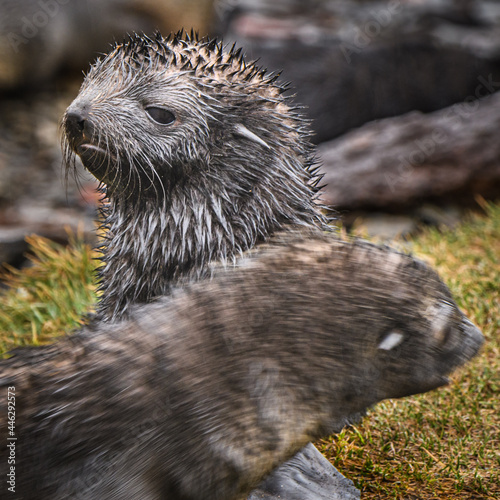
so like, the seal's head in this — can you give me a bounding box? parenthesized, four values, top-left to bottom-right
(62, 30, 323, 217)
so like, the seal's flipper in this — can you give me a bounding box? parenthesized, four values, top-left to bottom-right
(248, 443, 360, 500)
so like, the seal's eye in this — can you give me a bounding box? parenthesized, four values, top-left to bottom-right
(145, 107, 176, 125)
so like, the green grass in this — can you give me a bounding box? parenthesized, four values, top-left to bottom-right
(0, 205, 498, 499)
(0, 231, 97, 354)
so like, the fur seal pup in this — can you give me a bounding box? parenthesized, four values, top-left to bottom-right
(0, 234, 484, 500)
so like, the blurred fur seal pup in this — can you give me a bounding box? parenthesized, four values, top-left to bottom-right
(62, 30, 334, 500)
(0, 233, 484, 499)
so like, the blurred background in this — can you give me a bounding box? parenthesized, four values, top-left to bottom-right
(1, 0, 500, 268)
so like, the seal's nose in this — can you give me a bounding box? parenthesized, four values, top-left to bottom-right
(462, 317, 484, 359)
(64, 101, 93, 148)
(65, 110, 86, 135)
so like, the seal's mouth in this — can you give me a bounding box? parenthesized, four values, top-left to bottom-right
(72, 142, 139, 195)
(76, 143, 108, 156)
(75, 143, 118, 184)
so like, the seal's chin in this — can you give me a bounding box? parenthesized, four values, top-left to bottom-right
(395, 375, 449, 399)
(76, 144, 116, 183)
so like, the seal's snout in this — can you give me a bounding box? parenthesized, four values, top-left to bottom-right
(63, 100, 115, 182)
(64, 101, 94, 150)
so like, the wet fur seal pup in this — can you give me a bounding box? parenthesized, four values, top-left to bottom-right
(0, 233, 484, 499)
(62, 31, 328, 323)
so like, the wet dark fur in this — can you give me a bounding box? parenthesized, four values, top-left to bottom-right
(0, 234, 484, 500)
(62, 31, 328, 322)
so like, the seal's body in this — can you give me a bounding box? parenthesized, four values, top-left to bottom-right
(0, 234, 484, 499)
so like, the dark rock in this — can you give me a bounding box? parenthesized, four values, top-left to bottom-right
(318, 91, 500, 211)
(216, 0, 500, 143)
(0, 227, 30, 268)
(415, 204, 463, 228)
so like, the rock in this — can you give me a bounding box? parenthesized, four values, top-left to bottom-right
(351, 214, 418, 241)
(318, 91, 500, 211)
(0, 0, 215, 89)
(414, 204, 463, 229)
(0, 226, 30, 267)
(248, 443, 360, 500)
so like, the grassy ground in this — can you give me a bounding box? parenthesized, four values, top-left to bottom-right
(0, 205, 498, 499)
(0, 232, 97, 354)
(322, 202, 500, 499)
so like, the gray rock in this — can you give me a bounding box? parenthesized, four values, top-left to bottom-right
(351, 214, 417, 241)
(318, 91, 500, 210)
(249, 443, 360, 500)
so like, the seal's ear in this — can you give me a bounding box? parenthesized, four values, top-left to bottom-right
(233, 124, 271, 149)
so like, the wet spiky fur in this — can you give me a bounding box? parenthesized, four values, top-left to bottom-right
(62, 31, 328, 322)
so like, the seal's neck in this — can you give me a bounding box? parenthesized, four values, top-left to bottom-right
(95, 178, 325, 322)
